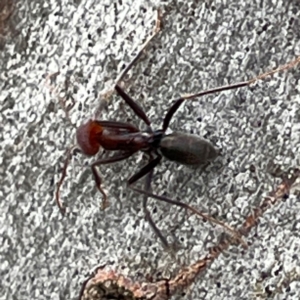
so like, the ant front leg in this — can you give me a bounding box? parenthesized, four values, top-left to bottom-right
(91, 151, 135, 209)
(128, 155, 248, 249)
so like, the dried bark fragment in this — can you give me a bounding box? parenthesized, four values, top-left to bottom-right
(79, 169, 300, 300)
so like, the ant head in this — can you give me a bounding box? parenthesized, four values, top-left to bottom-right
(76, 119, 103, 156)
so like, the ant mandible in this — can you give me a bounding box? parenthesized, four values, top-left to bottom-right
(54, 10, 300, 250)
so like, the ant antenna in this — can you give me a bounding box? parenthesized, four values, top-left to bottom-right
(46, 73, 83, 214)
(55, 145, 80, 215)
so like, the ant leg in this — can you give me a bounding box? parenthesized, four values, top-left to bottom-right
(115, 85, 151, 126)
(180, 55, 300, 102)
(162, 99, 185, 131)
(112, 10, 162, 126)
(93, 150, 172, 252)
(128, 155, 247, 248)
(162, 81, 250, 132)
(253, 55, 300, 82)
(128, 155, 162, 184)
(162, 79, 250, 131)
(91, 151, 135, 209)
(114, 9, 162, 86)
(128, 155, 172, 249)
(142, 159, 171, 251)
(97, 9, 162, 105)
(162, 55, 300, 131)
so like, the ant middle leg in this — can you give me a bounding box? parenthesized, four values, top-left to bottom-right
(97, 9, 162, 108)
(113, 9, 162, 87)
(128, 155, 248, 249)
(115, 85, 152, 127)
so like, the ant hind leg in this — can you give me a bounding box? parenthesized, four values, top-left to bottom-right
(142, 165, 178, 254)
(128, 155, 248, 249)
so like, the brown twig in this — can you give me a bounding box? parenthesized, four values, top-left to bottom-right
(78, 169, 300, 299)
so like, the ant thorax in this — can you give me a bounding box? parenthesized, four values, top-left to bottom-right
(133, 132, 153, 151)
(148, 130, 165, 148)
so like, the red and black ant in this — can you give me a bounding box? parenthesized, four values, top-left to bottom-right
(53, 10, 300, 250)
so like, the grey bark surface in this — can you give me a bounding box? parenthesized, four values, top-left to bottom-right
(1, 0, 300, 299)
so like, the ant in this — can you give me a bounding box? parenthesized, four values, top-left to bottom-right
(53, 10, 300, 250)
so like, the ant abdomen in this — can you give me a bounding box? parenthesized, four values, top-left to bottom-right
(158, 132, 219, 166)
